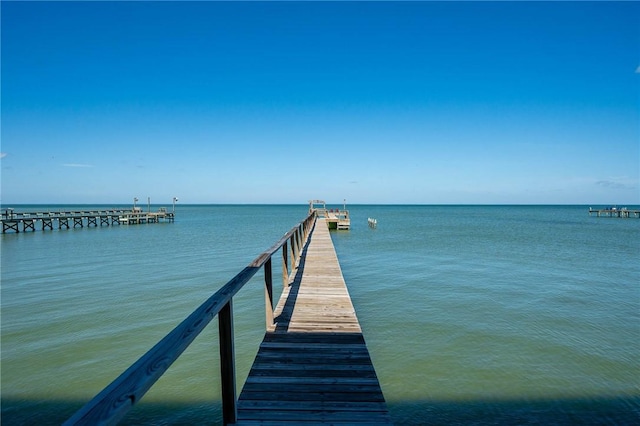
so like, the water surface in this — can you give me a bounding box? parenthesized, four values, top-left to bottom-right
(2, 204, 639, 424)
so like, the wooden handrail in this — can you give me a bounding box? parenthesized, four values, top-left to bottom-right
(2, 209, 136, 219)
(64, 211, 317, 426)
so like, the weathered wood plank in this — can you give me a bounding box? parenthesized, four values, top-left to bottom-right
(241, 384, 385, 396)
(261, 332, 365, 343)
(252, 353, 373, 363)
(237, 421, 392, 426)
(237, 390, 387, 402)
(237, 409, 389, 421)
(244, 376, 382, 385)
(238, 400, 389, 411)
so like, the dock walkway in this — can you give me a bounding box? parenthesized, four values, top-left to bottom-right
(589, 207, 640, 218)
(236, 219, 392, 425)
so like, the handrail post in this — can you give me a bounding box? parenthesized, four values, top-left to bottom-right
(294, 234, 298, 266)
(294, 227, 301, 263)
(291, 232, 296, 266)
(288, 237, 294, 275)
(305, 213, 315, 240)
(282, 241, 288, 288)
(218, 301, 237, 426)
(304, 219, 309, 240)
(264, 258, 274, 329)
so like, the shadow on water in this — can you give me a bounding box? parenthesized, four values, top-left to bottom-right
(387, 397, 640, 425)
(2, 396, 639, 425)
(1, 398, 222, 425)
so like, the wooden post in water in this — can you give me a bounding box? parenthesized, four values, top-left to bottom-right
(42, 218, 53, 231)
(218, 301, 237, 426)
(23, 219, 35, 232)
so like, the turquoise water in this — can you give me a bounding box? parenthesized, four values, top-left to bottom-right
(2, 204, 639, 425)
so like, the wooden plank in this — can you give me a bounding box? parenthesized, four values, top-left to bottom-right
(238, 400, 389, 411)
(236, 422, 391, 426)
(241, 384, 384, 396)
(237, 218, 392, 425)
(245, 377, 381, 385)
(237, 409, 388, 421)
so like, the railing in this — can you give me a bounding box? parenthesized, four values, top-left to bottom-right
(2, 209, 134, 220)
(64, 211, 317, 426)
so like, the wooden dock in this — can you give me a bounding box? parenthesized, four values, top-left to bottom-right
(309, 200, 351, 230)
(589, 207, 640, 218)
(1, 208, 175, 233)
(236, 218, 391, 424)
(64, 212, 390, 425)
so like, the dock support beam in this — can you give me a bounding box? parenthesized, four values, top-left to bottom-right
(218, 301, 237, 426)
(2, 221, 19, 233)
(23, 219, 35, 232)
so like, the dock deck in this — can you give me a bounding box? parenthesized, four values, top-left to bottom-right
(309, 200, 350, 230)
(236, 218, 391, 425)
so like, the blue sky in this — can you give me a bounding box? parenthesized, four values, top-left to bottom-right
(2, 1, 639, 205)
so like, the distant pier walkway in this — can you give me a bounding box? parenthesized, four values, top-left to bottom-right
(1, 208, 174, 233)
(64, 211, 390, 425)
(236, 219, 391, 425)
(589, 207, 640, 218)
